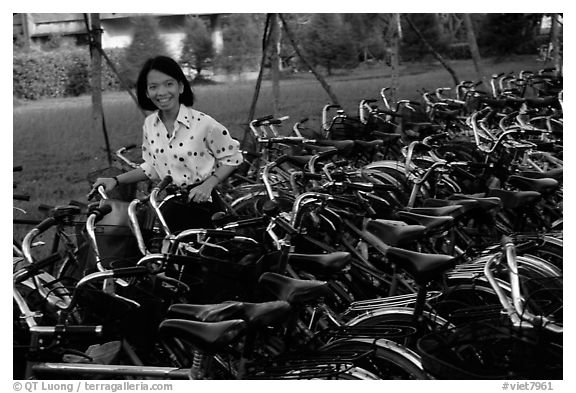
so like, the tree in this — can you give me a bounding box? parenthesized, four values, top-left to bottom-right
(343, 14, 388, 62)
(120, 16, 168, 86)
(215, 14, 263, 75)
(401, 14, 448, 61)
(299, 13, 359, 75)
(180, 16, 214, 80)
(462, 13, 484, 82)
(477, 13, 543, 57)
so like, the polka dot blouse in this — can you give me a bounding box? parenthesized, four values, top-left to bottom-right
(140, 104, 243, 188)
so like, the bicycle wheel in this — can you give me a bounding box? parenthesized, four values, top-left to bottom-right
(343, 308, 451, 350)
(319, 338, 430, 379)
(515, 235, 563, 271)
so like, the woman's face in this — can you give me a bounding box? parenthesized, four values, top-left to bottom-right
(146, 69, 183, 113)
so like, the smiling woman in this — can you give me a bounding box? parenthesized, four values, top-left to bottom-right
(90, 55, 243, 232)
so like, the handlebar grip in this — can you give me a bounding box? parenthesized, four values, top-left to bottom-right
(52, 205, 82, 219)
(35, 217, 57, 233)
(124, 143, 137, 151)
(255, 114, 274, 122)
(14, 253, 62, 283)
(345, 182, 374, 192)
(68, 200, 88, 209)
(299, 117, 309, 124)
(203, 229, 237, 238)
(156, 175, 173, 192)
(364, 99, 378, 104)
(13, 166, 23, 172)
(53, 325, 103, 336)
(13, 194, 31, 201)
(501, 235, 514, 248)
(269, 119, 282, 125)
(520, 129, 548, 137)
(38, 204, 54, 213)
(111, 266, 150, 278)
(378, 108, 403, 117)
(371, 183, 397, 192)
(89, 204, 113, 221)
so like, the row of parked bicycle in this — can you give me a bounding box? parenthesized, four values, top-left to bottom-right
(13, 67, 562, 380)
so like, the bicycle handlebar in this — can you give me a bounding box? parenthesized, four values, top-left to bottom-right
(156, 175, 173, 193)
(483, 237, 562, 334)
(14, 252, 62, 284)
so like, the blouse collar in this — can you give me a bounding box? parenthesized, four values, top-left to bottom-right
(152, 104, 193, 129)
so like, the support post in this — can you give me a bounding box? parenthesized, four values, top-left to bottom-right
(463, 13, 485, 82)
(87, 13, 112, 166)
(270, 13, 282, 116)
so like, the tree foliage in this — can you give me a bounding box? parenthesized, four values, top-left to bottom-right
(342, 14, 388, 61)
(298, 13, 359, 75)
(180, 16, 214, 79)
(477, 13, 543, 56)
(400, 13, 450, 61)
(120, 16, 169, 86)
(214, 14, 264, 74)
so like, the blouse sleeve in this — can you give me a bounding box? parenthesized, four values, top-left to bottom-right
(206, 122, 244, 167)
(139, 123, 160, 181)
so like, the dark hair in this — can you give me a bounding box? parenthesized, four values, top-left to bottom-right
(136, 55, 195, 111)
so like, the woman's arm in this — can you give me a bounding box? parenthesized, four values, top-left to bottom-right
(188, 164, 238, 203)
(89, 167, 149, 197)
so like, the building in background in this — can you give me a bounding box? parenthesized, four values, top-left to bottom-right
(13, 13, 224, 59)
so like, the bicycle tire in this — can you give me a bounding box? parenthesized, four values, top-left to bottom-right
(319, 338, 430, 379)
(343, 307, 452, 350)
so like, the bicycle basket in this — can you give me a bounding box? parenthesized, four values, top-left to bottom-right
(166, 239, 275, 304)
(417, 321, 563, 379)
(325, 116, 367, 140)
(89, 199, 156, 269)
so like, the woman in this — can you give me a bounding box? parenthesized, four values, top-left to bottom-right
(90, 56, 243, 231)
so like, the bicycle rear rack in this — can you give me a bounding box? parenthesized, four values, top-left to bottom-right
(248, 348, 373, 379)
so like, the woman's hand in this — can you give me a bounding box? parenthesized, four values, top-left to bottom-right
(87, 177, 117, 199)
(188, 177, 217, 203)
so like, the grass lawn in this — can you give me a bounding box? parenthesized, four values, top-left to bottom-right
(13, 54, 549, 223)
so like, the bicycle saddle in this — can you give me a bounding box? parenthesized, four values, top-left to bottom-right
(403, 205, 464, 219)
(422, 198, 486, 216)
(446, 194, 503, 212)
(168, 301, 292, 328)
(386, 247, 457, 285)
(507, 175, 559, 194)
(487, 189, 541, 210)
(353, 139, 385, 149)
(365, 219, 426, 247)
(371, 131, 402, 143)
(285, 155, 314, 167)
(519, 168, 562, 181)
(168, 301, 244, 322)
(159, 319, 246, 353)
(287, 251, 351, 275)
(258, 272, 332, 304)
(394, 211, 454, 233)
(313, 139, 356, 152)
